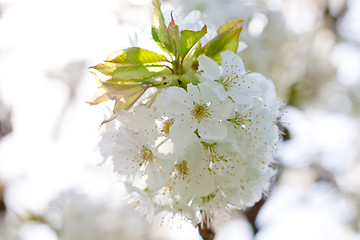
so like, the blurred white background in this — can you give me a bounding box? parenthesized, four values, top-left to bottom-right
(0, 0, 359, 239)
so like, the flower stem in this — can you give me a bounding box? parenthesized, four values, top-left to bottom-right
(197, 219, 215, 240)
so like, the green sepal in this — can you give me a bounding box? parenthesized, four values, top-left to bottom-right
(180, 25, 207, 59)
(162, 74, 181, 87)
(179, 71, 199, 88)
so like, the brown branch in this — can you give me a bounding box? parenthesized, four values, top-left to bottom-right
(0, 183, 5, 212)
(197, 220, 215, 240)
(197, 213, 215, 240)
(243, 198, 266, 235)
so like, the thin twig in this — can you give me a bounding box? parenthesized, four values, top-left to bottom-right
(197, 217, 215, 240)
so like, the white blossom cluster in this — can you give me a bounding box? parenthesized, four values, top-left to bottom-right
(100, 50, 281, 224)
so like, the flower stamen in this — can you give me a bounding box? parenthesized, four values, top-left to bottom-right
(191, 102, 210, 122)
(139, 147, 153, 166)
(161, 118, 174, 135)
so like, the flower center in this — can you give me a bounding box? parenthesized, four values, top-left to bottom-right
(174, 161, 189, 180)
(177, 161, 189, 175)
(139, 147, 153, 166)
(201, 142, 234, 176)
(217, 76, 234, 91)
(229, 112, 251, 129)
(202, 142, 217, 163)
(201, 192, 216, 203)
(191, 102, 210, 122)
(161, 118, 174, 135)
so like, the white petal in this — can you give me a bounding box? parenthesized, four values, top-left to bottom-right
(145, 162, 166, 190)
(198, 118, 227, 140)
(228, 89, 254, 104)
(113, 150, 139, 175)
(187, 153, 216, 196)
(198, 82, 218, 103)
(201, 81, 228, 101)
(221, 50, 245, 76)
(210, 97, 234, 120)
(237, 41, 248, 52)
(181, 10, 202, 31)
(260, 79, 276, 105)
(242, 72, 263, 94)
(112, 128, 150, 175)
(198, 54, 221, 80)
(189, 170, 215, 197)
(130, 106, 157, 132)
(169, 116, 198, 150)
(246, 107, 273, 134)
(186, 83, 200, 103)
(161, 86, 191, 115)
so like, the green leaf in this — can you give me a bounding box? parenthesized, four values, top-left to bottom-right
(167, 12, 180, 57)
(99, 86, 148, 127)
(182, 43, 202, 72)
(90, 47, 169, 81)
(197, 21, 243, 64)
(152, 0, 173, 54)
(113, 89, 145, 113)
(217, 20, 244, 35)
(151, 27, 165, 52)
(86, 71, 146, 106)
(92, 63, 164, 81)
(180, 25, 207, 59)
(105, 47, 168, 65)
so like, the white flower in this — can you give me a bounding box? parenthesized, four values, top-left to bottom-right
(198, 50, 264, 104)
(164, 10, 204, 32)
(112, 127, 173, 190)
(161, 83, 234, 147)
(125, 183, 158, 224)
(167, 142, 216, 201)
(171, 0, 254, 25)
(231, 101, 278, 141)
(98, 116, 121, 163)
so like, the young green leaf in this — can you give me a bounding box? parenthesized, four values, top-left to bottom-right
(86, 71, 146, 106)
(106, 47, 168, 65)
(90, 47, 169, 81)
(152, 0, 173, 54)
(205, 26, 242, 64)
(180, 25, 207, 59)
(113, 89, 146, 113)
(217, 19, 244, 35)
(86, 72, 111, 105)
(99, 87, 148, 127)
(167, 12, 180, 58)
(197, 21, 243, 64)
(91, 63, 164, 81)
